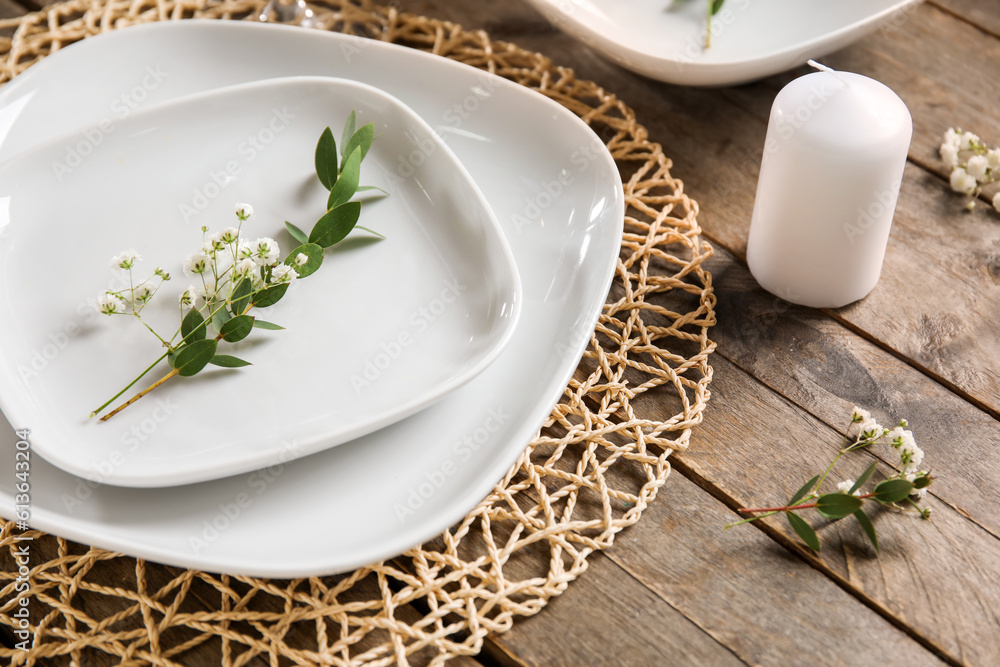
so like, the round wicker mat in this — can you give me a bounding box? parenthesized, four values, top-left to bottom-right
(0, 1, 717, 664)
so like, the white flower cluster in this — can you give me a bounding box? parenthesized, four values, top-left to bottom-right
(940, 127, 1000, 213)
(97, 253, 170, 316)
(847, 406, 929, 499)
(181, 204, 297, 306)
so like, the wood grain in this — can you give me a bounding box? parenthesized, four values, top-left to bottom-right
(669, 354, 1000, 666)
(930, 0, 1000, 38)
(0, 0, 26, 19)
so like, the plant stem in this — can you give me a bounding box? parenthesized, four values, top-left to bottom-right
(739, 492, 875, 514)
(99, 368, 178, 421)
(705, 3, 713, 49)
(88, 351, 169, 418)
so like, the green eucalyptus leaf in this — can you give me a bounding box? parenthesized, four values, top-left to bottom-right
(220, 315, 254, 343)
(354, 225, 386, 240)
(314, 126, 337, 190)
(340, 110, 357, 159)
(167, 349, 178, 369)
(787, 474, 820, 507)
(787, 512, 820, 552)
(328, 147, 362, 209)
(211, 307, 233, 334)
(341, 122, 374, 172)
(849, 461, 878, 495)
(252, 283, 289, 309)
(913, 474, 932, 489)
(874, 478, 914, 504)
(816, 493, 863, 521)
(181, 309, 206, 342)
(309, 201, 362, 248)
(173, 339, 217, 377)
(209, 354, 252, 368)
(853, 509, 879, 553)
(710, 0, 726, 15)
(284, 243, 324, 279)
(253, 320, 285, 331)
(231, 278, 253, 316)
(285, 220, 309, 245)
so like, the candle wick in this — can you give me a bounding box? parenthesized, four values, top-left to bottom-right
(807, 59, 850, 87)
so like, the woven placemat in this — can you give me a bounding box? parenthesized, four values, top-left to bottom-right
(0, 1, 716, 664)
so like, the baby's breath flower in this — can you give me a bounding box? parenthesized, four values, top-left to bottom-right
(179, 286, 198, 307)
(993, 192, 1000, 215)
(988, 149, 1000, 170)
(154, 267, 171, 281)
(949, 167, 977, 195)
(97, 293, 125, 315)
(960, 131, 980, 151)
(219, 227, 240, 245)
(183, 252, 211, 276)
(235, 203, 254, 221)
(134, 282, 154, 303)
(234, 257, 258, 279)
(942, 127, 962, 149)
(252, 237, 279, 265)
(294, 253, 308, 267)
(270, 264, 298, 284)
(966, 155, 990, 182)
(940, 143, 959, 168)
(836, 480, 860, 496)
(110, 250, 140, 271)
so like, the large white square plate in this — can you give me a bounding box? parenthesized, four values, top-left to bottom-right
(0, 20, 624, 577)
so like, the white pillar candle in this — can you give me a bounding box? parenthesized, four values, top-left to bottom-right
(746, 64, 912, 308)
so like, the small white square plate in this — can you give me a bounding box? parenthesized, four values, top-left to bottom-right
(0, 76, 521, 487)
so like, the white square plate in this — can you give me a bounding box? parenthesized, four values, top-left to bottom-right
(524, 0, 921, 86)
(0, 75, 521, 487)
(0, 21, 624, 577)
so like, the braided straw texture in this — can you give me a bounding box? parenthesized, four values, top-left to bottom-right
(0, 1, 716, 664)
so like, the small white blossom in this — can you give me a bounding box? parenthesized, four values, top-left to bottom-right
(110, 250, 140, 270)
(235, 203, 254, 221)
(836, 480, 860, 496)
(847, 406, 881, 440)
(950, 167, 977, 195)
(987, 149, 1000, 170)
(97, 293, 125, 315)
(910, 487, 928, 499)
(960, 131, 980, 151)
(219, 227, 240, 245)
(942, 127, 962, 150)
(179, 286, 198, 307)
(966, 155, 990, 182)
(184, 252, 211, 276)
(270, 264, 298, 284)
(134, 282, 154, 303)
(251, 237, 279, 265)
(234, 257, 258, 278)
(294, 252, 309, 267)
(993, 191, 1000, 214)
(940, 144, 959, 168)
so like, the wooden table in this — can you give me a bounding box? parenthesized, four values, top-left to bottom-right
(3, 1, 999, 665)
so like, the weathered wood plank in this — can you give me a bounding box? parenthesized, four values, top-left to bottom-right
(0, 0, 26, 20)
(599, 473, 950, 667)
(665, 353, 1000, 666)
(482, 550, 747, 667)
(708, 243, 1000, 540)
(929, 0, 1000, 38)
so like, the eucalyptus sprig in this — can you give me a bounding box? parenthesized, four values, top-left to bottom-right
(91, 112, 384, 421)
(725, 407, 934, 553)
